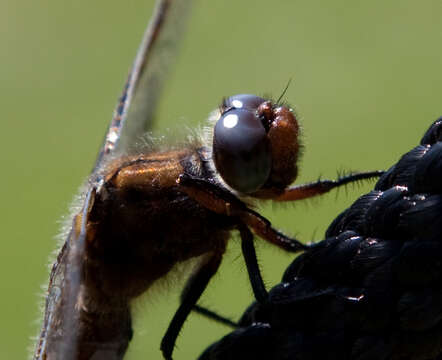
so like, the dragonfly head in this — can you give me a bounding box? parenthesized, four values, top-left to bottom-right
(212, 94, 301, 198)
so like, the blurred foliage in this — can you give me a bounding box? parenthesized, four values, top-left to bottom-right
(1, 0, 441, 359)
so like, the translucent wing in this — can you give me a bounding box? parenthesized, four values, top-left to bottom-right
(34, 0, 193, 358)
(95, 0, 193, 169)
(34, 188, 96, 360)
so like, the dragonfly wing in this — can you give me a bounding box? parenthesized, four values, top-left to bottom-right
(35, 0, 194, 358)
(95, 0, 194, 170)
(34, 186, 96, 360)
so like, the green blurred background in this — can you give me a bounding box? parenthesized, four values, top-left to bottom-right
(1, 0, 441, 359)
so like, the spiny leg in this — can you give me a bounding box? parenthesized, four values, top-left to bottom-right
(180, 223, 270, 329)
(177, 174, 308, 253)
(177, 174, 303, 327)
(275, 170, 384, 201)
(192, 305, 238, 328)
(238, 223, 268, 304)
(161, 253, 222, 360)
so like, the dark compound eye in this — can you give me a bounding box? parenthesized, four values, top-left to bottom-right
(213, 108, 271, 193)
(223, 94, 266, 111)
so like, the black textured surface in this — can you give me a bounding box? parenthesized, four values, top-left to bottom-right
(199, 118, 442, 360)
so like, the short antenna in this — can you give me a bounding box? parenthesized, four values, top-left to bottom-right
(276, 78, 292, 105)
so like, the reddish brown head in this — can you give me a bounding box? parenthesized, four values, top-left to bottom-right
(212, 94, 301, 199)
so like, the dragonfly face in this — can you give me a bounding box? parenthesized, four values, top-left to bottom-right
(32, 1, 385, 360)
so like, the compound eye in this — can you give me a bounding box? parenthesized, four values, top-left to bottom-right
(213, 108, 271, 193)
(224, 94, 266, 111)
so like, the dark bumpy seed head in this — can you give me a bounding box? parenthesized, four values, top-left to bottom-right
(213, 94, 301, 197)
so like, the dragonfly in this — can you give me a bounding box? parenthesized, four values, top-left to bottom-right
(33, 0, 383, 359)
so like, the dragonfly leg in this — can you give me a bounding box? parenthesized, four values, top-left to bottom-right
(191, 304, 238, 328)
(178, 217, 269, 328)
(190, 224, 271, 326)
(238, 223, 269, 303)
(176, 174, 310, 328)
(161, 252, 222, 360)
(177, 174, 308, 253)
(275, 170, 384, 201)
